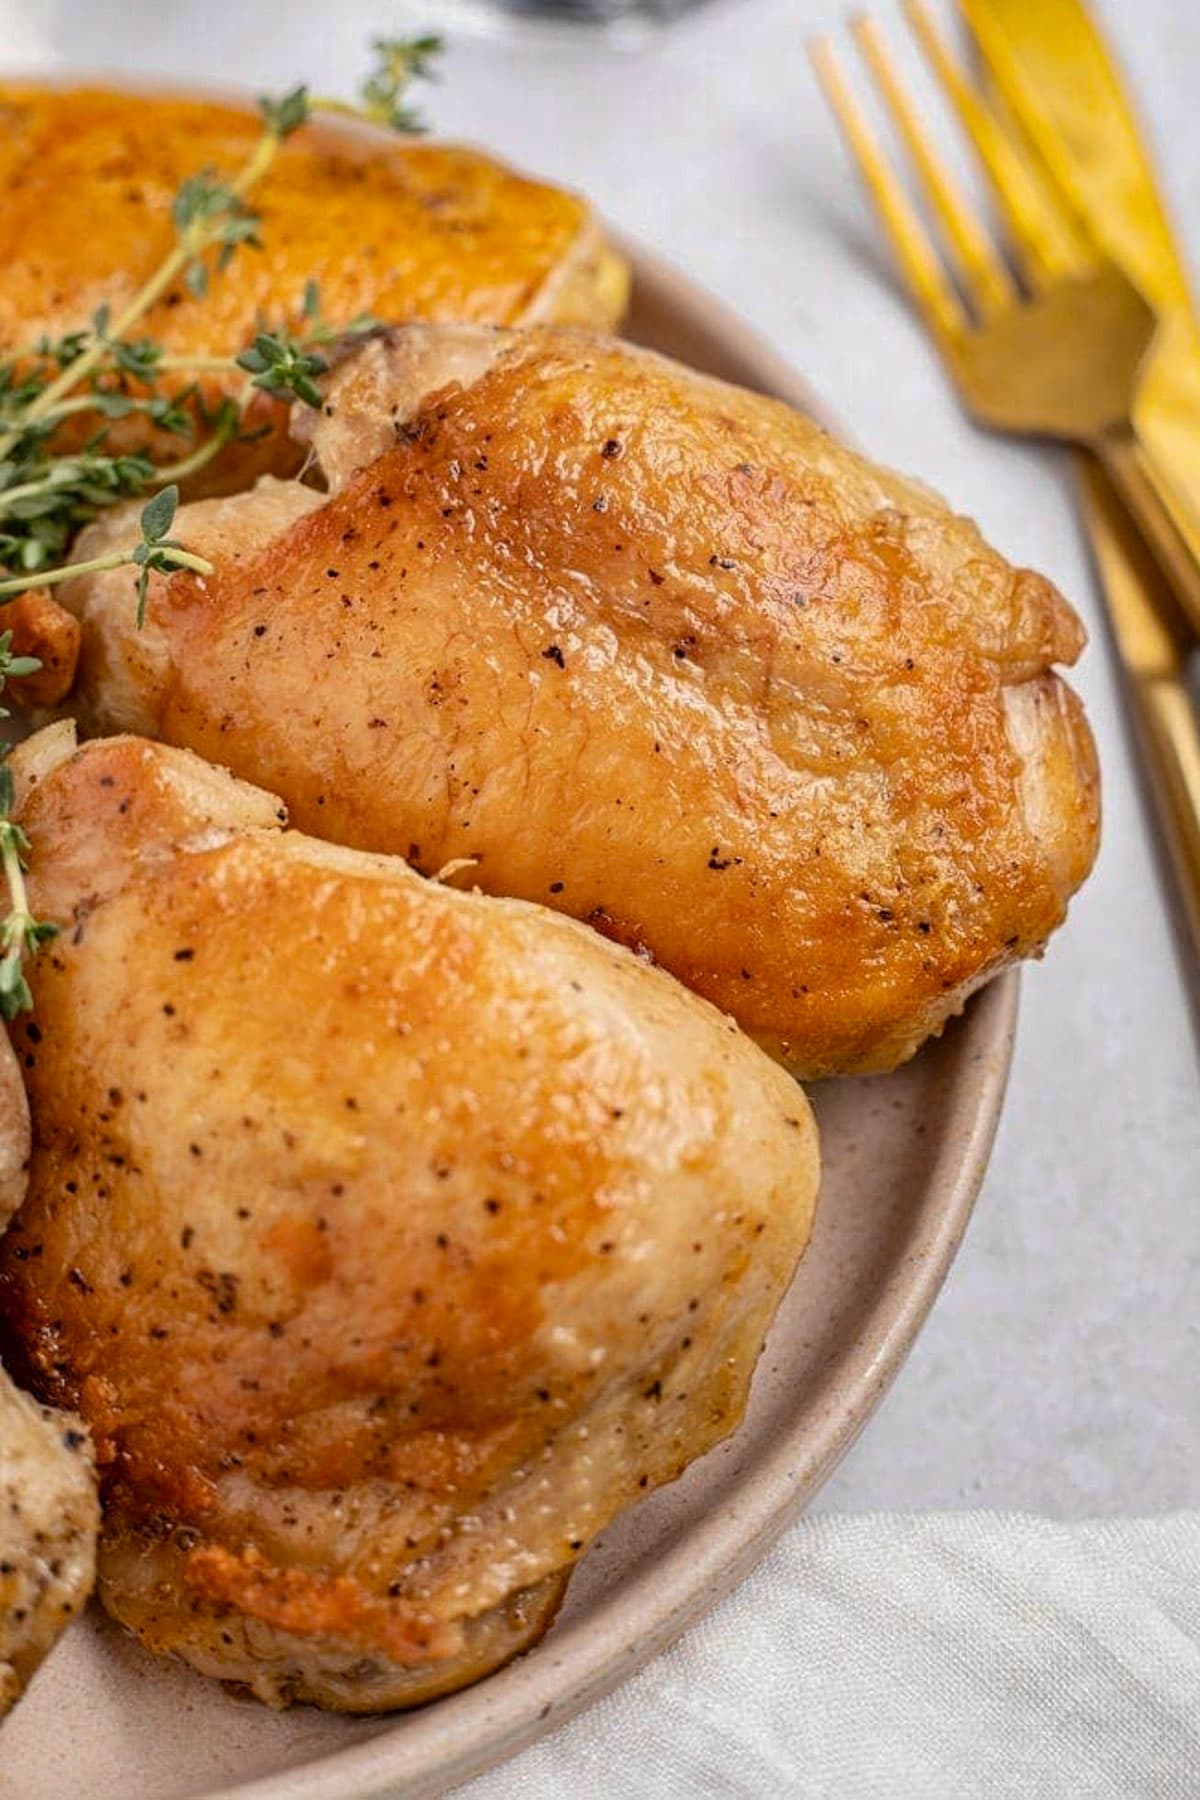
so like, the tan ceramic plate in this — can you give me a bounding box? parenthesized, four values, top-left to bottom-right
(0, 234, 1019, 1799)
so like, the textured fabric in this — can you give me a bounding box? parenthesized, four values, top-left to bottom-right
(455, 1513, 1200, 1798)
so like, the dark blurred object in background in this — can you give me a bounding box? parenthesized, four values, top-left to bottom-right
(441, 0, 714, 28)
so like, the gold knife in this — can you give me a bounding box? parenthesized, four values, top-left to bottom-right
(961, 0, 1200, 961)
(960, 0, 1200, 572)
(1077, 459, 1200, 961)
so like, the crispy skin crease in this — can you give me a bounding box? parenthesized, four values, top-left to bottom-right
(182, 1547, 459, 1664)
(59, 325, 1099, 1075)
(0, 727, 817, 1711)
(0, 85, 629, 491)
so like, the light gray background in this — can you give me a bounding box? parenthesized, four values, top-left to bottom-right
(8, 0, 1198, 1517)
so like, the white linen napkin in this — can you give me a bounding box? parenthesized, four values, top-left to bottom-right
(455, 1512, 1200, 1798)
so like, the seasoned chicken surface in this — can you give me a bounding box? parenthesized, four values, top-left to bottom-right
(60, 325, 1099, 1076)
(0, 724, 818, 1711)
(0, 1372, 98, 1717)
(0, 85, 629, 491)
(0, 1030, 98, 1719)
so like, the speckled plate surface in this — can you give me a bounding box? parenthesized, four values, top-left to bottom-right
(0, 227, 1020, 1800)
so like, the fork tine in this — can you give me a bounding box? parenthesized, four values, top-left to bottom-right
(902, 0, 1090, 286)
(849, 13, 1014, 319)
(809, 37, 967, 352)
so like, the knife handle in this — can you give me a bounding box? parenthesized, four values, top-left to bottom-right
(1079, 453, 1200, 965)
(1096, 424, 1200, 643)
(1134, 676, 1200, 964)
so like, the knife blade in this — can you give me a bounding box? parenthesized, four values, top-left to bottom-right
(961, 0, 1200, 964)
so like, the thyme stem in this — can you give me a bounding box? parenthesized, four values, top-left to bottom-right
(0, 127, 286, 464)
(0, 823, 30, 924)
(0, 543, 213, 599)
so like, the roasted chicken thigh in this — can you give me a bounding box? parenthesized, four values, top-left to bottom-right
(58, 325, 1099, 1075)
(0, 85, 628, 491)
(0, 724, 818, 1710)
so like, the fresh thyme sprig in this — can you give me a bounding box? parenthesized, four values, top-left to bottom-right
(359, 34, 443, 133)
(132, 486, 213, 627)
(0, 35, 439, 621)
(0, 88, 312, 469)
(0, 88, 313, 589)
(235, 329, 330, 410)
(0, 34, 443, 1023)
(0, 305, 376, 607)
(0, 759, 57, 1022)
(0, 486, 214, 628)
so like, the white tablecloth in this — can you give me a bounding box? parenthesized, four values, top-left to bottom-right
(455, 1513, 1200, 1798)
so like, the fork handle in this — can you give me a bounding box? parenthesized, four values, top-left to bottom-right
(1096, 425, 1200, 641)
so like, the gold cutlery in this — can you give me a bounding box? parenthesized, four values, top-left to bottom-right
(812, 2, 1200, 962)
(1074, 455, 1200, 961)
(959, 0, 1200, 561)
(956, 0, 1200, 961)
(811, 5, 1200, 637)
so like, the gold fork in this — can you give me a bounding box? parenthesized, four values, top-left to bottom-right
(811, 2, 1200, 640)
(813, 1, 1200, 966)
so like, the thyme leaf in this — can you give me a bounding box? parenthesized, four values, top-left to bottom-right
(360, 35, 443, 133)
(0, 750, 57, 1022)
(0, 38, 440, 622)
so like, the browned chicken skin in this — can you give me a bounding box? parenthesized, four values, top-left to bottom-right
(0, 723, 818, 1711)
(60, 326, 1099, 1075)
(0, 84, 628, 494)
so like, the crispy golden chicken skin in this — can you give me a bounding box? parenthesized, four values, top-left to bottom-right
(59, 325, 1099, 1076)
(0, 84, 629, 491)
(0, 724, 818, 1711)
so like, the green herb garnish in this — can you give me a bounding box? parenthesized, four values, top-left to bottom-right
(0, 35, 440, 609)
(0, 35, 442, 1018)
(0, 757, 57, 1022)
